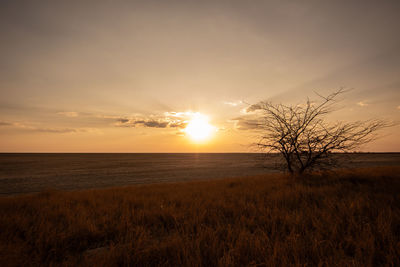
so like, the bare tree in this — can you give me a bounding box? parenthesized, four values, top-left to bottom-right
(248, 89, 388, 174)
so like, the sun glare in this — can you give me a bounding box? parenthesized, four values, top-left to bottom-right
(184, 113, 216, 142)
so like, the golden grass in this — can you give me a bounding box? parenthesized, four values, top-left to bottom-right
(1, 167, 400, 266)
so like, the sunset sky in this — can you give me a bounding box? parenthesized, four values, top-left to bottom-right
(1, 0, 399, 152)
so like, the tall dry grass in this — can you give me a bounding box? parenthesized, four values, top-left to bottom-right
(1, 167, 400, 266)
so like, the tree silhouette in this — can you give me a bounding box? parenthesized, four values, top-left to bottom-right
(248, 89, 388, 174)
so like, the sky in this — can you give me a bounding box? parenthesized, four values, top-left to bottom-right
(0, 0, 399, 152)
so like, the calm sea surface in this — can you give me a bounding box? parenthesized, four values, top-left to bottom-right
(0, 153, 399, 195)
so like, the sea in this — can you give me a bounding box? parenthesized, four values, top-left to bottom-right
(0, 153, 399, 195)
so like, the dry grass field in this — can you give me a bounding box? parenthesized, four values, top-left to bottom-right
(1, 167, 400, 266)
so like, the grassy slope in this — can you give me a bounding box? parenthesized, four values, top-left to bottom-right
(1, 167, 400, 266)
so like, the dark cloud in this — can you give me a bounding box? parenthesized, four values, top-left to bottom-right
(116, 118, 130, 123)
(168, 122, 187, 129)
(138, 120, 169, 128)
(232, 117, 262, 131)
(115, 115, 188, 129)
(0, 121, 12, 126)
(245, 103, 263, 113)
(115, 118, 170, 128)
(31, 128, 80, 133)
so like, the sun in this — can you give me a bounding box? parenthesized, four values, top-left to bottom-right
(184, 113, 216, 142)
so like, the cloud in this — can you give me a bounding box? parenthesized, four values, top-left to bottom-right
(163, 111, 193, 118)
(244, 103, 264, 113)
(357, 101, 368, 107)
(3, 109, 197, 133)
(168, 121, 187, 129)
(223, 100, 243, 107)
(114, 118, 166, 128)
(0, 120, 92, 134)
(397, 106, 400, 110)
(114, 111, 201, 129)
(115, 118, 186, 129)
(57, 111, 79, 117)
(0, 121, 13, 126)
(231, 117, 262, 130)
(10, 109, 208, 132)
(135, 120, 169, 128)
(116, 118, 130, 123)
(31, 127, 81, 133)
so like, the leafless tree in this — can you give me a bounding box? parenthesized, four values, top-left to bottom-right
(248, 88, 388, 174)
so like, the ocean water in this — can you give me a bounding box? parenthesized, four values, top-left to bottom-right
(0, 153, 399, 195)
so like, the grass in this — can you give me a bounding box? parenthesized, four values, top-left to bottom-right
(1, 167, 400, 266)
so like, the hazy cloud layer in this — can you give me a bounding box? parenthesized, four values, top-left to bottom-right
(2, 109, 194, 133)
(0, 121, 13, 126)
(0, 121, 92, 134)
(57, 111, 79, 117)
